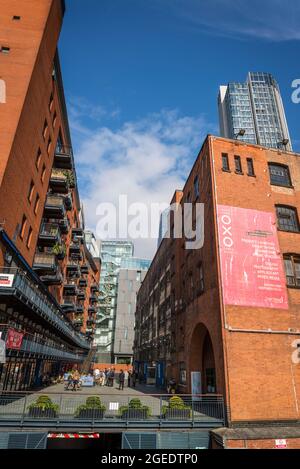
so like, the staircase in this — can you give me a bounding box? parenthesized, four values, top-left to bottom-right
(81, 346, 97, 374)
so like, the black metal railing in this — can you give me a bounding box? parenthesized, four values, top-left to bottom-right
(0, 392, 225, 428)
(0, 268, 90, 350)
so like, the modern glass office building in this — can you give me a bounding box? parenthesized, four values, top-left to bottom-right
(95, 240, 134, 363)
(218, 72, 292, 150)
(114, 258, 151, 365)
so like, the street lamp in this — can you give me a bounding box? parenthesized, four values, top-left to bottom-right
(234, 129, 246, 139)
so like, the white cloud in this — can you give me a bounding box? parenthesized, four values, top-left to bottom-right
(156, 0, 300, 42)
(71, 105, 214, 259)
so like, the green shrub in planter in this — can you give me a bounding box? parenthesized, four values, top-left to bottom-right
(162, 395, 191, 419)
(28, 395, 59, 418)
(75, 396, 106, 419)
(119, 398, 151, 420)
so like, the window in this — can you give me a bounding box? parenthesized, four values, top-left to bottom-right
(35, 148, 42, 170)
(27, 181, 34, 203)
(234, 155, 242, 173)
(276, 206, 300, 233)
(194, 175, 200, 198)
(26, 227, 33, 249)
(41, 164, 46, 183)
(222, 153, 230, 171)
(19, 215, 27, 240)
(284, 255, 300, 288)
(12, 16, 21, 20)
(247, 158, 255, 176)
(269, 163, 292, 187)
(0, 46, 10, 54)
(34, 194, 40, 215)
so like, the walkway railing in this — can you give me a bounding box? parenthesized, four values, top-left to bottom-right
(0, 268, 90, 350)
(0, 391, 225, 429)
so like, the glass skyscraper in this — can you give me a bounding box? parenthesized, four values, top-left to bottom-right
(218, 72, 292, 151)
(95, 240, 134, 363)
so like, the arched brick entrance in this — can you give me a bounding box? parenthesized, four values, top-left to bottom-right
(189, 323, 216, 394)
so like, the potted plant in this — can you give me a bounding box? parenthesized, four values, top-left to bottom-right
(63, 170, 75, 189)
(162, 395, 191, 420)
(75, 396, 106, 419)
(119, 398, 151, 420)
(52, 242, 66, 260)
(28, 395, 59, 418)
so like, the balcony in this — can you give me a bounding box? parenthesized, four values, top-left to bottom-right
(63, 283, 78, 296)
(33, 253, 57, 275)
(79, 278, 88, 288)
(88, 306, 97, 314)
(90, 284, 99, 293)
(77, 290, 86, 301)
(0, 268, 90, 350)
(72, 228, 84, 241)
(64, 195, 72, 211)
(38, 223, 61, 247)
(61, 296, 76, 313)
(87, 318, 96, 326)
(58, 217, 70, 234)
(49, 169, 69, 194)
(80, 264, 89, 275)
(89, 294, 98, 304)
(44, 195, 66, 219)
(40, 269, 63, 286)
(66, 261, 81, 278)
(69, 241, 81, 255)
(73, 318, 83, 328)
(54, 144, 73, 170)
(76, 305, 84, 314)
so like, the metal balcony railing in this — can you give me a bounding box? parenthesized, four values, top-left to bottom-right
(38, 223, 61, 246)
(0, 392, 225, 429)
(0, 328, 84, 361)
(0, 268, 90, 350)
(33, 253, 57, 273)
(44, 195, 66, 219)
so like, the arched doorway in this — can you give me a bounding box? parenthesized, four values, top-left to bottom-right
(189, 323, 216, 394)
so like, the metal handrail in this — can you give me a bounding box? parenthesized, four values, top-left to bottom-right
(0, 268, 90, 350)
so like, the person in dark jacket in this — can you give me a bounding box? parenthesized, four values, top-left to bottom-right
(118, 370, 125, 390)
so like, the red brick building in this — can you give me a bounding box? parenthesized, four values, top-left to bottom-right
(0, 0, 100, 391)
(135, 134, 300, 448)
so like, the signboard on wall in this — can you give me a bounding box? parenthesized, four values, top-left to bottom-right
(0, 274, 14, 288)
(217, 205, 288, 309)
(275, 439, 287, 449)
(6, 329, 24, 350)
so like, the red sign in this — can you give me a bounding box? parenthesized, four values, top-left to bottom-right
(6, 329, 24, 350)
(47, 433, 100, 439)
(275, 439, 287, 449)
(217, 205, 288, 309)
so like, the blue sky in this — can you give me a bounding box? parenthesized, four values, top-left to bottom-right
(59, 0, 300, 258)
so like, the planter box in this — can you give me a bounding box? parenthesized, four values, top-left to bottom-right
(164, 409, 191, 420)
(121, 409, 148, 420)
(76, 409, 105, 419)
(28, 408, 58, 419)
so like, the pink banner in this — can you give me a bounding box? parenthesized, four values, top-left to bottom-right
(6, 329, 24, 350)
(217, 205, 288, 309)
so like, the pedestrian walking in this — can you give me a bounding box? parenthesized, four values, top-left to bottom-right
(110, 368, 115, 387)
(132, 370, 137, 388)
(118, 369, 125, 390)
(128, 370, 132, 387)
